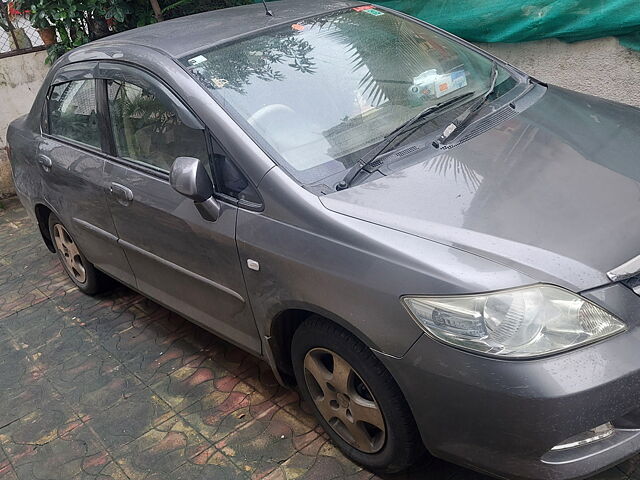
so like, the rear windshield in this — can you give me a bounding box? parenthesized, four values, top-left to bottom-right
(181, 6, 516, 185)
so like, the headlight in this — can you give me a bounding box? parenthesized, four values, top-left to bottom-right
(402, 285, 625, 358)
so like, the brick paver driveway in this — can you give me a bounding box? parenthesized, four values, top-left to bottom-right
(0, 196, 638, 480)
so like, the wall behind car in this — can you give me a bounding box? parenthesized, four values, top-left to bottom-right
(481, 37, 640, 109)
(0, 50, 48, 198)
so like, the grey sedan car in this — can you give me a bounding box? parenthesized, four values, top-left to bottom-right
(7, 1, 640, 479)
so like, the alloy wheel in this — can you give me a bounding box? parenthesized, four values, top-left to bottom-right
(303, 347, 386, 453)
(53, 223, 86, 283)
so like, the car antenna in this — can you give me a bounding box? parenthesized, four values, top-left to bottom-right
(262, 0, 273, 16)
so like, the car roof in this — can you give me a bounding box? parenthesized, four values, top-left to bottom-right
(93, 0, 363, 59)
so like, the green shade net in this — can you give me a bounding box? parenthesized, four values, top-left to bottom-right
(257, 0, 640, 51)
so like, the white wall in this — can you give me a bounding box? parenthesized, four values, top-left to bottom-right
(0, 50, 49, 197)
(480, 37, 640, 108)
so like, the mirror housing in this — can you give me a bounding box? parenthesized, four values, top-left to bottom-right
(170, 157, 220, 221)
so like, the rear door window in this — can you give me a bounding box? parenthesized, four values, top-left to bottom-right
(48, 80, 100, 149)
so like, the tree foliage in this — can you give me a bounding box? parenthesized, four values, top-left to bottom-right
(12, 0, 251, 63)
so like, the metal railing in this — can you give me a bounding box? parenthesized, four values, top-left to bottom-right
(0, 5, 46, 58)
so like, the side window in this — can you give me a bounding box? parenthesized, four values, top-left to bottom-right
(48, 80, 100, 149)
(209, 138, 261, 206)
(106, 79, 208, 171)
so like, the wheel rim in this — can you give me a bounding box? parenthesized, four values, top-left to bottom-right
(303, 347, 386, 453)
(53, 223, 86, 284)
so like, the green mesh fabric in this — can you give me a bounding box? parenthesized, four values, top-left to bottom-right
(375, 0, 640, 47)
(257, 0, 640, 51)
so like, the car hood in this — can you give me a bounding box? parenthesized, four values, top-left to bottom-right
(321, 85, 640, 292)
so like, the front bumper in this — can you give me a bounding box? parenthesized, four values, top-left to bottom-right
(378, 282, 640, 480)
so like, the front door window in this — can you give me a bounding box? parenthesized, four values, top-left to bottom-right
(106, 79, 208, 171)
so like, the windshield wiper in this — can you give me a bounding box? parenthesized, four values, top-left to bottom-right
(336, 91, 475, 191)
(433, 61, 499, 147)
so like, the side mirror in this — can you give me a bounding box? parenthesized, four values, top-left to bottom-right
(170, 157, 220, 221)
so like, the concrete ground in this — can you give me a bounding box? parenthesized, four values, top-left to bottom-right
(2, 198, 640, 480)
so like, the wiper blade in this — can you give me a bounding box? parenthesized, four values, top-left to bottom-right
(336, 91, 475, 191)
(384, 92, 474, 140)
(433, 61, 499, 147)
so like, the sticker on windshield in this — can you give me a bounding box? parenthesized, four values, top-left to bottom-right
(353, 5, 384, 15)
(211, 78, 229, 89)
(187, 55, 207, 66)
(291, 23, 305, 31)
(435, 70, 467, 98)
(408, 69, 467, 105)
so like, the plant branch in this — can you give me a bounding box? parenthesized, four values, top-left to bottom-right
(149, 0, 163, 21)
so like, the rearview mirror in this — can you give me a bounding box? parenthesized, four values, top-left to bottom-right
(170, 157, 220, 221)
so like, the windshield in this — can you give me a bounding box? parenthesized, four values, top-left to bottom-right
(182, 6, 516, 185)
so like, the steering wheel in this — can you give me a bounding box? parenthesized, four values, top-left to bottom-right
(247, 104, 297, 126)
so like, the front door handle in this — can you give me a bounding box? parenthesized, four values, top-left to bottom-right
(109, 182, 133, 206)
(37, 154, 52, 172)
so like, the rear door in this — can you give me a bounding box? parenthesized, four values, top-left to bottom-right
(39, 63, 135, 286)
(98, 62, 261, 354)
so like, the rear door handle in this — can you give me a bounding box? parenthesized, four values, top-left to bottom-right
(109, 182, 133, 205)
(37, 154, 52, 172)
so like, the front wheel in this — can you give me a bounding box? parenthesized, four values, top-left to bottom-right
(291, 317, 425, 474)
(48, 213, 109, 295)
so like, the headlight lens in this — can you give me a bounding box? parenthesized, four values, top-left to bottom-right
(402, 285, 625, 358)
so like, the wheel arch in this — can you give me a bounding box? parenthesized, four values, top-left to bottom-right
(34, 202, 55, 252)
(267, 302, 381, 386)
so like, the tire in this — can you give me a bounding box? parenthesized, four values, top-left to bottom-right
(48, 213, 108, 295)
(292, 316, 425, 474)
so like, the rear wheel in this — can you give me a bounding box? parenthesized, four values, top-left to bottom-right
(48, 214, 108, 295)
(291, 317, 425, 474)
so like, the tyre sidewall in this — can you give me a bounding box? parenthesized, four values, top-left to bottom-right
(48, 214, 100, 294)
(292, 318, 422, 473)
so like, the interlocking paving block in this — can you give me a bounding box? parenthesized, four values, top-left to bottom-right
(158, 450, 247, 480)
(0, 241, 74, 299)
(0, 339, 45, 394)
(54, 285, 143, 321)
(0, 374, 61, 429)
(262, 436, 375, 480)
(0, 222, 41, 259)
(203, 337, 262, 377)
(81, 388, 174, 449)
(1, 242, 55, 274)
(0, 276, 47, 320)
(4, 417, 127, 480)
(25, 320, 96, 369)
(150, 357, 233, 412)
(0, 400, 84, 465)
(239, 361, 320, 429)
(43, 346, 145, 415)
(0, 448, 18, 480)
(124, 336, 210, 386)
(112, 416, 216, 480)
(0, 198, 29, 222)
(214, 405, 319, 478)
(0, 265, 25, 297)
(179, 375, 281, 444)
(0, 297, 65, 337)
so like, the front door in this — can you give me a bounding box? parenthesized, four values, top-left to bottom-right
(98, 63, 260, 354)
